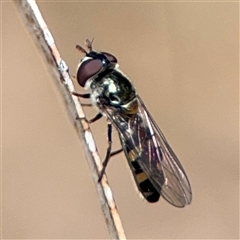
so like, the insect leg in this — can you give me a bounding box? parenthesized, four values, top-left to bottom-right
(110, 148, 123, 157)
(73, 92, 102, 120)
(72, 92, 93, 107)
(72, 92, 91, 98)
(88, 112, 103, 124)
(98, 148, 123, 182)
(98, 123, 113, 182)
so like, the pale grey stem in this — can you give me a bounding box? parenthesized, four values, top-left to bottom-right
(12, 1, 126, 239)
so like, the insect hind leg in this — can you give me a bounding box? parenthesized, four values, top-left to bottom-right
(98, 123, 112, 182)
(98, 123, 123, 182)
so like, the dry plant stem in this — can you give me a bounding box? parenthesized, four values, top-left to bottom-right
(12, 1, 126, 239)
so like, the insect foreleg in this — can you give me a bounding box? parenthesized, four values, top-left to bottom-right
(72, 92, 91, 98)
(72, 92, 93, 107)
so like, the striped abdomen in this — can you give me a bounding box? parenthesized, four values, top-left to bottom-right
(122, 145, 160, 203)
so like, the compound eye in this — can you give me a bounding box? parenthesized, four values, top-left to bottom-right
(76, 59, 102, 87)
(102, 52, 118, 64)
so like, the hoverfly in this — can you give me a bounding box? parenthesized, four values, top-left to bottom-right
(73, 39, 192, 207)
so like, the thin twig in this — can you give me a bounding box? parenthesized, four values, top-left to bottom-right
(12, 1, 126, 239)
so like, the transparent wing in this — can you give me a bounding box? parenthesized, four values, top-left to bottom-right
(101, 95, 192, 207)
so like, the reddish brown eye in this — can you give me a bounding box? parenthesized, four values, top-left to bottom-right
(102, 52, 118, 64)
(76, 59, 103, 87)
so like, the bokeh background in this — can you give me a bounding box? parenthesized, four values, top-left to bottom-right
(2, 1, 239, 239)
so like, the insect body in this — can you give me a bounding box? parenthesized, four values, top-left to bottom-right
(74, 39, 192, 207)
